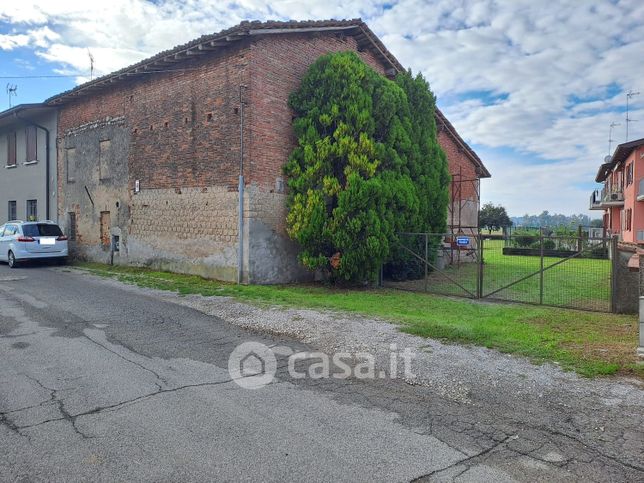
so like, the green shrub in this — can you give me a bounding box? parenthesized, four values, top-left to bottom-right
(284, 52, 448, 283)
(543, 239, 556, 250)
(514, 230, 538, 248)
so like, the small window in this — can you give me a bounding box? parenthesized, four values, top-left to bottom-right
(66, 148, 76, 182)
(26, 199, 37, 221)
(25, 125, 37, 162)
(8, 200, 16, 221)
(7, 132, 16, 167)
(99, 139, 111, 180)
(68, 212, 76, 241)
(626, 163, 634, 187)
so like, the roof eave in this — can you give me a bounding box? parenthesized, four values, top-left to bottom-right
(435, 108, 491, 178)
(46, 19, 405, 106)
(0, 103, 49, 120)
(594, 137, 644, 182)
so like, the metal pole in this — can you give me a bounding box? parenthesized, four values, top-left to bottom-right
(539, 227, 544, 305)
(424, 233, 428, 292)
(237, 85, 247, 284)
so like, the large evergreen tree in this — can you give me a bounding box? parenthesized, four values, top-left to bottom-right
(284, 52, 448, 282)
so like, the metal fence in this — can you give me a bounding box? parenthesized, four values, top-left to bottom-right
(383, 231, 615, 312)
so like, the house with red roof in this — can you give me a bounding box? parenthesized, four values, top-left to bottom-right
(43, 19, 489, 283)
(591, 137, 644, 245)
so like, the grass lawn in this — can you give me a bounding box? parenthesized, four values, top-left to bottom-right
(76, 262, 642, 379)
(389, 239, 611, 311)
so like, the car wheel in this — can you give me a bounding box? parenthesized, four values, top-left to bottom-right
(7, 251, 17, 269)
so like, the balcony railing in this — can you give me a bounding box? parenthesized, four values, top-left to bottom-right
(589, 190, 602, 210)
(589, 186, 624, 209)
(601, 185, 624, 205)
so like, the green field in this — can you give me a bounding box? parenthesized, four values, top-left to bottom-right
(387, 239, 611, 311)
(76, 262, 640, 378)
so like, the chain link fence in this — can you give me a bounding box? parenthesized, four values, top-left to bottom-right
(383, 231, 614, 312)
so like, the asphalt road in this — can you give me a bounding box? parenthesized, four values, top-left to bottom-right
(0, 263, 642, 482)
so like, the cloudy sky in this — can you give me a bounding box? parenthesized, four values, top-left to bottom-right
(1, 0, 643, 216)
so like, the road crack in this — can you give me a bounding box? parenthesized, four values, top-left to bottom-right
(15, 377, 237, 434)
(410, 434, 518, 482)
(81, 332, 168, 391)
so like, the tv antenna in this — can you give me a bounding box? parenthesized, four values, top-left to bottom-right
(88, 49, 95, 80)
(626, 89, 639, 141)
(6, 83, 17, 108)
(608, 122, 620, 155)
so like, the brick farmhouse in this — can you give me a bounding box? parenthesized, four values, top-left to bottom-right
(45, 19, 490, 283)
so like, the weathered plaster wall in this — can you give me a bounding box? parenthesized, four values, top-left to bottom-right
(57, 117, 130, 263)
(242, 33, 389, 283)
(128, 186, 239, 281)
(56, 44, 251, 276)
(438, 129, 480, 232)
(245, 187, 311, 284)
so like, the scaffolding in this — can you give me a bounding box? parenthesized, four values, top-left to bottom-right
(445, 165, 482, 266)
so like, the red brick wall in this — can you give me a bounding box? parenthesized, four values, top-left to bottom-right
(437, 130, 479, 201)
(57, 44, 251, 190)
(57, 31, 483, 199)
(246, 33, 388, 188)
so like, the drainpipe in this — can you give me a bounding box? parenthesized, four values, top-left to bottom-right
(238, 85, 247, 284)
(15, 113, 51, 221)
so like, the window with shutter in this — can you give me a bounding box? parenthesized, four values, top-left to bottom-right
(26, 125, 37, 162)
(7, 132, 16, 167)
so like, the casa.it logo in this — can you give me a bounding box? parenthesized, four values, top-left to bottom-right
(228, 341, 416, 389)
(228, 342, 278, 389)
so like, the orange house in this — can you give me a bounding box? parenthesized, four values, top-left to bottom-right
(591, 137, 644, 244)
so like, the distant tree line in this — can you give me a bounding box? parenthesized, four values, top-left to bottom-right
(511, 211, 602, 228)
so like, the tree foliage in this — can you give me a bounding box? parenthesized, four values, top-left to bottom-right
(512, 211, 596, 228)
(479, 202, 512, 233)
(284, 52, 449, 283)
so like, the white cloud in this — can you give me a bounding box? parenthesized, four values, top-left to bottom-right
(0, 33, 30, 50)
(0, 0, 642, 215)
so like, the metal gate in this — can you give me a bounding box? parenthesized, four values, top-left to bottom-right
(383, 230, 615, 312)
(480, 233, 614, 312)
(382, 232, 480, 299)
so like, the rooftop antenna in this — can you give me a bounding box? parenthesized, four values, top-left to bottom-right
(608, 122, 620, 155)
(88, 49, 95, 80)
(626, 89, 639, 141)
(6, 83, 17, 108)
